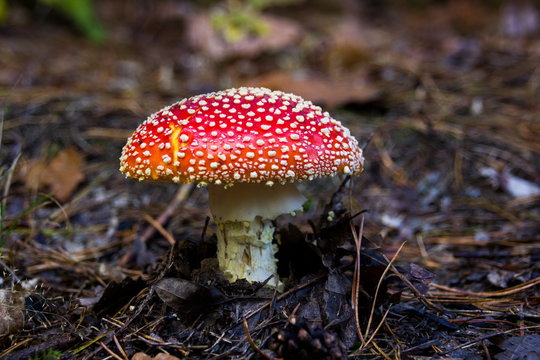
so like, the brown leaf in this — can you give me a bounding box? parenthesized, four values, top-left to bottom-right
(22, 147, 84, 202)
(406, 263, 434, 295)
(154, 278, 225, 311)
(132, 353, 152, 360)
(247, 71, 379, 108)
(132, 353, 180, 360)
(155, 278, 202, 309)
(187, 14, 303, 60)
(154, 355, 181, 360)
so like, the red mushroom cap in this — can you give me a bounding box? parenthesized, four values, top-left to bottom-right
(120, 87, 364, 186)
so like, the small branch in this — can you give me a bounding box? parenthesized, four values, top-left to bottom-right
(432, 276, 540, 298)
(242, 319, 277, 360)
(139, 183, 193, 244)
(119, 183, 193, 265)
(2, 335, 75, 360)
(99, 341, 123, 360)
(113, 335, 129, 360)
(143, 213, 175, 245)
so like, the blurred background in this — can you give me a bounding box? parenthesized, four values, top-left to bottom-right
(1, 0, 539, 358)
(2, 0, 539, 255)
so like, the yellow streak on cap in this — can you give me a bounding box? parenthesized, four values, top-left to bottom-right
(169, 124, 183, 166)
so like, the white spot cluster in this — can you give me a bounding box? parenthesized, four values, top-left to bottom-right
(120, 87, 364, 186)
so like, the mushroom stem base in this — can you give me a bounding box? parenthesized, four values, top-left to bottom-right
(216, 216, 282, 290)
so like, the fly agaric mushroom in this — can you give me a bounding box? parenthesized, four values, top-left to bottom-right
(120, 87, 364, 289)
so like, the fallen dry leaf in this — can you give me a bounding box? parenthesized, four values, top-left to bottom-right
(407, 263, 435, 295)
(132, 354, 152, 360)
(187, 13, 303, 60)
(247, 71, 380, 108)
(22, 147, 85, 202)
(132, 353, 180, 360)
(154, 278, 203, 309)
(154, 278, 225, 311)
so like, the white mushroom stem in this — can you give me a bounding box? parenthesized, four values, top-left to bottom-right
(215, 217, 278, 287)
(208, 183, 306, 290)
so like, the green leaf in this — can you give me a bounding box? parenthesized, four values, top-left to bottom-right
(0, 0, 7, 23)
(39, 0, 106, 42)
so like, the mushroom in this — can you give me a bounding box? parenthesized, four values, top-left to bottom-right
(120, 87, 364, 289)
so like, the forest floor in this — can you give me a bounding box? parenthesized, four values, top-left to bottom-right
(1, 1, 539, 359)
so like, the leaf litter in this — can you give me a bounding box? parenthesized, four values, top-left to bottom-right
(0, 1, 539, 359)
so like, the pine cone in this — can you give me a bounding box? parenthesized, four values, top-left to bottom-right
(267, 316, 347, 360)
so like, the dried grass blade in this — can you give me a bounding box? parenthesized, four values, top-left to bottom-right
(351, 215, 365, 346)
(362, 242, 406, 349)
(432, 276, 540, 297)
(99, 341, 124, 360)
(242, 319, 276, 360)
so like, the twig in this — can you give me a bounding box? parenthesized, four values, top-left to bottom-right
(286, 303, 302, 327)
(75, 330, 112, 358)
(143, 213, 175, 245)
(141, 183, 193, 243)
(104, 317, 189, 354)
(133, 333, 189, 354)
(99, 341, 123, 360)
(364, 241, 405, 343)
(482, 340, 492, 360)
(242, 319, 277, 360)
(364, 308, 391, 349)
(354, 241, 406, 353)
(201, 215, 211, 243)
(431, 276, 540, 297)
(361, 132, 374, 152)
(206, 331, 231, 353)
(400, 339, 440, 354)
(371, 340, 393, 360)
(118, 287, 154, 333)
(120, 183, 193, 265)
(0, 338, 32, 359)
(436, 325, 540, 356)
(81, 288, 153, 360)
(2, 335, 75, 360)
(113, 335, 129, 360)
(0, 258, 21, 282)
